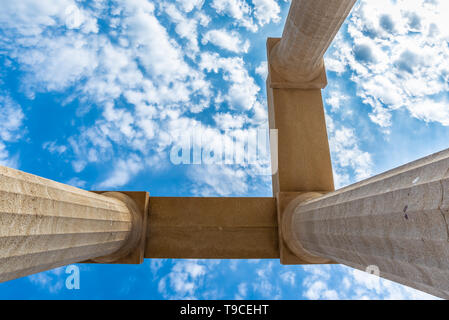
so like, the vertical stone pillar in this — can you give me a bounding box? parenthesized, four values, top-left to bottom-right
(267, 80, 334, 195)
(270, 0, 356, 83)
(283, 149, 449, 299)
(0, 166, 142, 282)
(267, 0, 357, 195)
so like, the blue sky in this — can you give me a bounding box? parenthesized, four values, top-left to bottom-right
(0, 0, 448, 299)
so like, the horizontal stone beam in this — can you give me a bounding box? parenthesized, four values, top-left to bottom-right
(145, 197, 280, 260)
(145, 197, 329, 265)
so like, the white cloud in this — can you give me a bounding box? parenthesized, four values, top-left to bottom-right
(211, 0, 257, 32)
(162, 114, 268, 196)
(327, 0, 449, 128)
(189, 165, 248, 196)
(255, 61, 268, 79)
(252, 0, 282, 26)
(301, 265, 438, 300)
(213, 113, 247, 130)
(15, 34, 99, 96)
(200, 52, 260, 111)
(158, 260, 213, 299)
(0, 95, 24, 168)
(0, 0, 98, 36)
(326, 115, 373, 187)
(28, 267, 65, 294)
(0, 1, 100, 88)
(280, 271, 296, 286)
(253, 261, 281, 299)
(196, 11, 211, 27)
(210, 0, 284, 32)
(0, 0, 446, 301)
(408, 99, 449, 126)
(66, 177, 87, 188)
(176, 0, 205, 13)
(150, 259, 165, 274)
(165, 4, 202, 55)
(326, 91, 350, 114)
(202, 29, 250, 53)
(304, 281, 339, 300)
(96, 154, 144, 189)
(43, 141, 68, 155)
(0, 96, 24, 142)
(0, 143, 15, 168)
(235, 282, 248, 299)
(125, 7, 191, 82)
(0, 0, 271, 196)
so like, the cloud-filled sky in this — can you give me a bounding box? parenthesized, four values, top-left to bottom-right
(0, 0, 448, 299)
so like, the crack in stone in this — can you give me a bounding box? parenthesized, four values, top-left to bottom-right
(438, 178, 449, 244)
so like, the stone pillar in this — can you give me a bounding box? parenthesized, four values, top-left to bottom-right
(0, 166, 142, 283)
(270, 0, 356, 83)
(283, 149, 449, 299)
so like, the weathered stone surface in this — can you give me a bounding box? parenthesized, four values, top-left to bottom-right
(267, 38, 328, 89)
(145, 197, 279, 259)
(267, 77, 334, 195)
(0, 166, 139, 282)
(270, 0, 356, 86)
(286, 149, 449, 299)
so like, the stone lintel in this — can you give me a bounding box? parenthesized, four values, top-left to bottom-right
(145, 197, 279, 260)
(127, 194, 337, 265)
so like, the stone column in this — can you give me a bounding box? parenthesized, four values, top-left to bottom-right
(270, 0, 356, 83)
(283, 149, 449, 299)
(0, 166, 142, 283)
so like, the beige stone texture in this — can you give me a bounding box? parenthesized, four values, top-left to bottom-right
(269, 0, 357, 86)
(286, 149, 449, 299)
(0, 166, 140, 282)
(267, 77, 334, 195)
(267, 38, 327, 89)
(85, 191, 148, 265)
(145, 197, 279, 259)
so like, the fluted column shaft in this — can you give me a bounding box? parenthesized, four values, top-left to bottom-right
(0, 166, 141, 282)
(271, 0, 356, 82)
(284, 149, 449, 299)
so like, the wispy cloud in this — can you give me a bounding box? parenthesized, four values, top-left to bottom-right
(28, 267, 65, 294)
(301, 265, 438, 300)
(0, 94, 24, 168)
(202, 29, 250, 53)
(326, 0, 449, 129)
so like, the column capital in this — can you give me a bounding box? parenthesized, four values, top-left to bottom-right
(281, 192, 332, 264)
(92, 192, 144, 264)
(85, 191, 149, 265)
(267, 38, 328, 89)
